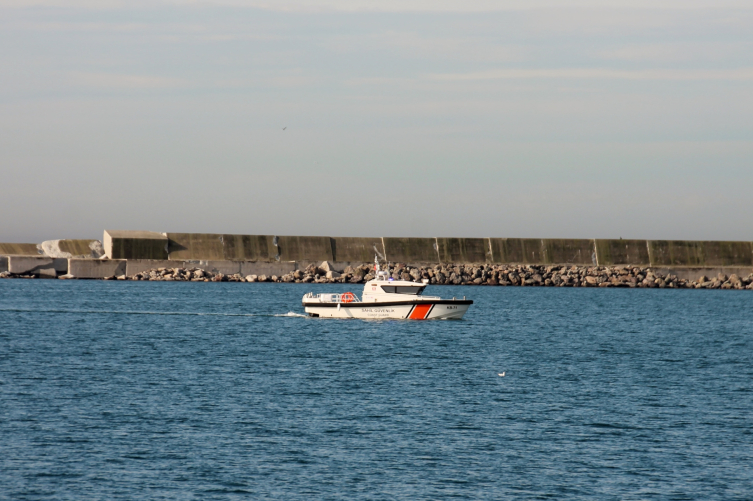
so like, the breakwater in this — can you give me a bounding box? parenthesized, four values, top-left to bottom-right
(103, 232, 753, 268)
(1, 230, 752, 284)
(4, 261, 751, 290)
(120, 262, 753, 289)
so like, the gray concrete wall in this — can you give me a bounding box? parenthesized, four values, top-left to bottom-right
(223, 234, 273, 261)
(595, 239, 650, 266)
(167, 234, 335, 262)
(167, 233, 225, 260)
(699, 241, 753, 267)
(489, 238, 545, 264)
(647, 240, 753, 267)
(332, 237, 385, 263)
(9, 256, 67, 277)
(0, 243, 41, 256)
(383, 238, 439, 264)
(69, 259, 127, 279)
(104, 230, 168, 260)
(26, 229, 752, 271)
(273, 236, 334, 262)
(541, 239, 595, 265)
(437, 238, 488, 263)
(40, 239, 104, 259)
(0, 256, 7, 273)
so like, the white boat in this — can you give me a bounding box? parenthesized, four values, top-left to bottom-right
(302, 258, 472, 320)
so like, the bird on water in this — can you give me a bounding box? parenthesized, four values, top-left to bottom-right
(498, 372, 505, 377)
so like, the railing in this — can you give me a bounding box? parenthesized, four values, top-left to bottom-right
(304, 292, 361, 303)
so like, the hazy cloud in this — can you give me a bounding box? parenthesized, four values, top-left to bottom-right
(430, 68, 753, 81)
(69, 72, 187, 89)
(3, 0, 753, 10)
(597, 42, 753, 64)
(1, 0, 752, 241)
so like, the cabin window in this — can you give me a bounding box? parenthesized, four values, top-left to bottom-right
(381, 286, 425, 295)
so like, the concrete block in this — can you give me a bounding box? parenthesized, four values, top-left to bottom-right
(40, 239, 104, 258)
(700, 241, 753, 267)
(273, 236, 334, 262)
(9, 256, 67, 277)
(648, 240, 706, 267)
(166, 233, 224, 260)
(104, 230, 168, 260)
(0, 256, 8, 273)
(223, 234, 274, 261)
(0, 243, 42, 256)
(332, 237, 385, 263)
(490, 239, 595, 265)
(383, 238, 439, 264)
(541, 239, 595, 265)
(595, 239, 650, 266)
(126, 259, 188, 276)
(68, 259, 127, 279)
(239, 261, 296, 276)
(489, 239, 545, 264)
(437, 238, 489, 263)
(650, 240, 753, 267)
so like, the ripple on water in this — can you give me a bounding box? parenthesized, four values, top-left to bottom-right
(0, 281, 752, 500)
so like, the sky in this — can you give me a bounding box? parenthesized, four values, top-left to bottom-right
(1, 0, 752, 243)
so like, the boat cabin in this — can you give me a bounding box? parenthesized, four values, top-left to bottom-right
(361, 271, 434, 302)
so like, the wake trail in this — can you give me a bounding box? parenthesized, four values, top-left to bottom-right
(0, 309, 307, 318)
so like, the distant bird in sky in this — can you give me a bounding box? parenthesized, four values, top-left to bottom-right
(282, 127, 287, 130)
(498, 372, 505, 377)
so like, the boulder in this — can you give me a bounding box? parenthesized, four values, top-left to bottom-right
(319, 261, 338, 273)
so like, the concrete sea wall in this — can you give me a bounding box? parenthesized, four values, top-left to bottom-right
(104, 230, 168, 260)
(2, 230, 753, 281)
(0, 243, 41, 256)
(5, 231, 753, 267)
(8, 256, 68, 278)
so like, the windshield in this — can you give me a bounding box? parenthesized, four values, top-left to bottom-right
(380, 286, 425, 295)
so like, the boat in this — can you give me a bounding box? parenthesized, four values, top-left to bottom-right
(301, 258, 473, 319)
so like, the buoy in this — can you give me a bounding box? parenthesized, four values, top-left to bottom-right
(342, 292, 356, 303)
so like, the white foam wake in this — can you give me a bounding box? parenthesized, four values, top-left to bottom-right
(274, 311, 308, 317)
(0, 308, 308, 318)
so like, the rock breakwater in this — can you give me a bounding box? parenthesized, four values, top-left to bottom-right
(2, 262, 753, 289)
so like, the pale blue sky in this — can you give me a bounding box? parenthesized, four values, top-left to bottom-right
(1, 1, 752, 242)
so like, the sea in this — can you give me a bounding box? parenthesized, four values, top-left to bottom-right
(1, 280, 752, 500)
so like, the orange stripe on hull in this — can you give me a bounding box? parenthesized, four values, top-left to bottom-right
(409, 304, 432, 320)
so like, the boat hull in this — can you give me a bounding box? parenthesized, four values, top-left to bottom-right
(302, 300, 472, 320)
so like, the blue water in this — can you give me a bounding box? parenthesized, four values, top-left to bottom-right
(1, 280, 752, 500)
